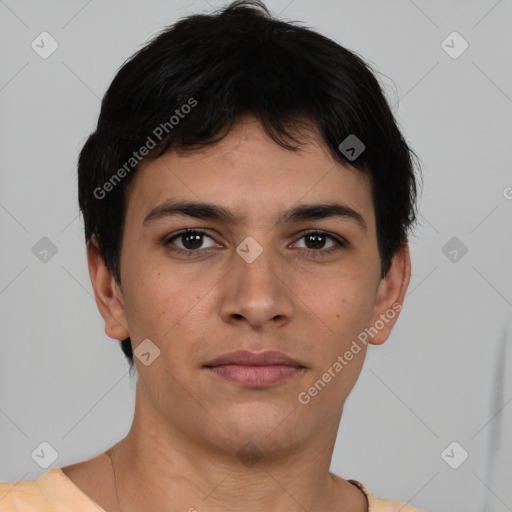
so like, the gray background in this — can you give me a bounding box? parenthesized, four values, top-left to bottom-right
(1, 1, 511, 511)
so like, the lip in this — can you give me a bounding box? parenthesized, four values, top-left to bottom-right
(203, 349, 304, 367)
(203, 350, 306, 387)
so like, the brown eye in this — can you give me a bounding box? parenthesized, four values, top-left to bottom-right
(165, 228, 217, 253)
(304, 232, 328, 250)
(179, 231, 203, 250)
(293, 230, 347, 256)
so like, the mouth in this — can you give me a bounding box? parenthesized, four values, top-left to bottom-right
(203, 349, 306, 387)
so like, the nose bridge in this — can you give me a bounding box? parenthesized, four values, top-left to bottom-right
(221, 233, 293, 326)
(236, 236, 277, 286)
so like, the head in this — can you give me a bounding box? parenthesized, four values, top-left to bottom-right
(79, 0, 421, 455)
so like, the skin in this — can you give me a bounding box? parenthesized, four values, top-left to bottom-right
(62, 115, 411, 512)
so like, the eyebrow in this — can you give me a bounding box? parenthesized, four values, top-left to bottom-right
(143, 199, 367, 233)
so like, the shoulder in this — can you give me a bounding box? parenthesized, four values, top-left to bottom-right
(0, 472, 51, 511)
(348, 479, 422, 512)
(0, 467, 108, 512)
(370, 497, 421, 512)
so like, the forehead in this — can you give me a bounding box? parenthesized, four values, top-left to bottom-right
(124, 116, 374, 228)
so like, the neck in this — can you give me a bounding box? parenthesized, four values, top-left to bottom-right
(105, 385, 366, 512)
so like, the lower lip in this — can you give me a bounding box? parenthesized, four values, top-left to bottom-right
(205, 364, 303, 386)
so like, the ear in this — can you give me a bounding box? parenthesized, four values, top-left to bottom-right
(368, 242, 411, 346)
(87, 235, 130, 340)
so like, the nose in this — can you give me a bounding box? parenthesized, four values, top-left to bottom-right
(219, 240, 295, 330)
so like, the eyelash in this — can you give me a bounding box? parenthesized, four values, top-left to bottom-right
(164, 228, 347, 258)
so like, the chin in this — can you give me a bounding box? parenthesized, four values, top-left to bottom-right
(217, 407, 303, 451)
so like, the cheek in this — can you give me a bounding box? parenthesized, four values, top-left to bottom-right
(121, 262, 218, 362)
(121, 270, 188, 340)
(304, 269, 377, 336)
(301, 280, 373, 405)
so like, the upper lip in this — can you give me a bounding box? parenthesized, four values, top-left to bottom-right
(203, 350, 304, 368)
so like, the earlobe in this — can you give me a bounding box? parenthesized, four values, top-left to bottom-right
(368, 243, 411, 346)
(87, 236, 130, 341)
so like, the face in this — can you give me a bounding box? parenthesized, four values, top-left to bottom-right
(89, 115, 410, 457)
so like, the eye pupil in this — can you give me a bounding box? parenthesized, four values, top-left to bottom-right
(183, 233, 203, 250)
(306, 233, 325, 249)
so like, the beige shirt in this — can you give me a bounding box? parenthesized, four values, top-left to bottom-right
(0, 468, 421, 511)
